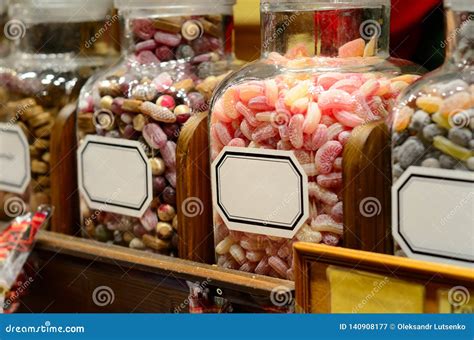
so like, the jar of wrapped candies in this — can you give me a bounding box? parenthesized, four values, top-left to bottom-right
(391, 0, 473, 267)
(210, 0, 421, 278)
(76, 0, 235, 254)
(0, 0, 116, 221)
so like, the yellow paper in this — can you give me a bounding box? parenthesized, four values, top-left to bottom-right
(327, 266, 425, 313)
(438, 288, 474, 313)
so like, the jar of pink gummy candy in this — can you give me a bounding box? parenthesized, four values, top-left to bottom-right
(76, 0, 236, 255)
(210, 0, 421, 279)
(391, 0, 473, 268)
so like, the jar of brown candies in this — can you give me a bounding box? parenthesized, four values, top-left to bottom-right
(391, 0, 473, 267)
(0, 0, 116, 221)
(210, 0, 421, 279)
(76, 0, 235, 255)
(0, 0, 10, 58)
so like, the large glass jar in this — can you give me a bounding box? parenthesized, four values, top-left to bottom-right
(391, 0, 473, 266)
(77, 0, 235, 255)
(0, 0, 116, 221)
(0, 0, 10, 58)
(209, 0, 421, 278)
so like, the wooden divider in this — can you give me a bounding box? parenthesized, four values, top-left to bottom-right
(294, 242, 473, 313)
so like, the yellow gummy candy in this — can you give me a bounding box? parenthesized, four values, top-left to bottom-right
(432, 112, 451, 129)
(415, 95, 443, 114)
(433, 136, 472, 161)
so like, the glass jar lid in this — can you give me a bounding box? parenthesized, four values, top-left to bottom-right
(445, 0, 473, 11)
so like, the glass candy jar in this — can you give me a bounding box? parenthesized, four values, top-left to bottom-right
(210, 0, 421, 278)
(77, 0, 235, 255)
(391, 0, 473, 267)
(0, 0, 116, 221)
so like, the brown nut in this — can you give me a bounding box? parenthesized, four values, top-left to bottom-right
(142, 234, 170, 251)
(31, 160, 49, 174)
(173, 78, 194, 93)
(29, 112, 52, 128)
(34, 122, 54, 138)
(41, 152, 50, 163)
(132, 114, 146, 131)
(33, 139, 50, 150)
(77, 113, 96, 133)
(156, 222, 173, 239)
(149, 157, 165, 176)
(122, 99, 143, 113)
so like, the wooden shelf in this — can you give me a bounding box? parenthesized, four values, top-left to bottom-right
(21, 231, 293, 313)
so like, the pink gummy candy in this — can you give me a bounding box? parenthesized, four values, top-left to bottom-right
(249, 96, 273, 111)
(288, 114, 304, 148)
(318, 89, 356, 111)
(228, 138, 246, 147)
(315, 141, 343, 174)
(154, 31, 182, 47)
(268, 256, 289, 278)
(236, 101, 258, 127)
(214, 122, 233, 146)
(303, 102, 321, 134)
(311, 124, 328, 149)
(308, 182, 339, 205)
(240, 119, 255, 140)
(239, 85, 264, 103)
(317, 172, 342, 188)
(334, 110, 365, 128)
(327, 123, 345, 141)
(135, 39, 157, 52)
(252, 124, 277, 142)
(331, 202, 343, 222)
(265, 79, 279, 107)
(337, 131, 352, 145)
(160, 141, 176, 168)
(132, 19, 156, 40)
(137, 50, 160, 64)
(255, 256, 271, 275)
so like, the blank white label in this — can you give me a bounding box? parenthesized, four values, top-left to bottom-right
(0, 124, 31, 194)
(392, 166, 474, 268)
(78, 135, 152, 218)
(212, 147, 309, 238)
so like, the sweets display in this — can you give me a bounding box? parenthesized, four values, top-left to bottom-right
(210, 0, 420, 278)
(0, 0, 116, 221)
(77, 0, 235, 255)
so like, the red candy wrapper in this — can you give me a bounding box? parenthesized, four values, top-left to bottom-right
(0, 205, 52, 313)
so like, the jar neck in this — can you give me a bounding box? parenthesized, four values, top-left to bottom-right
(11, 17, 118, 62)
(260, 3, 391, 59)
(444, 8, 474, 68)
(119, 8, 234, 60)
